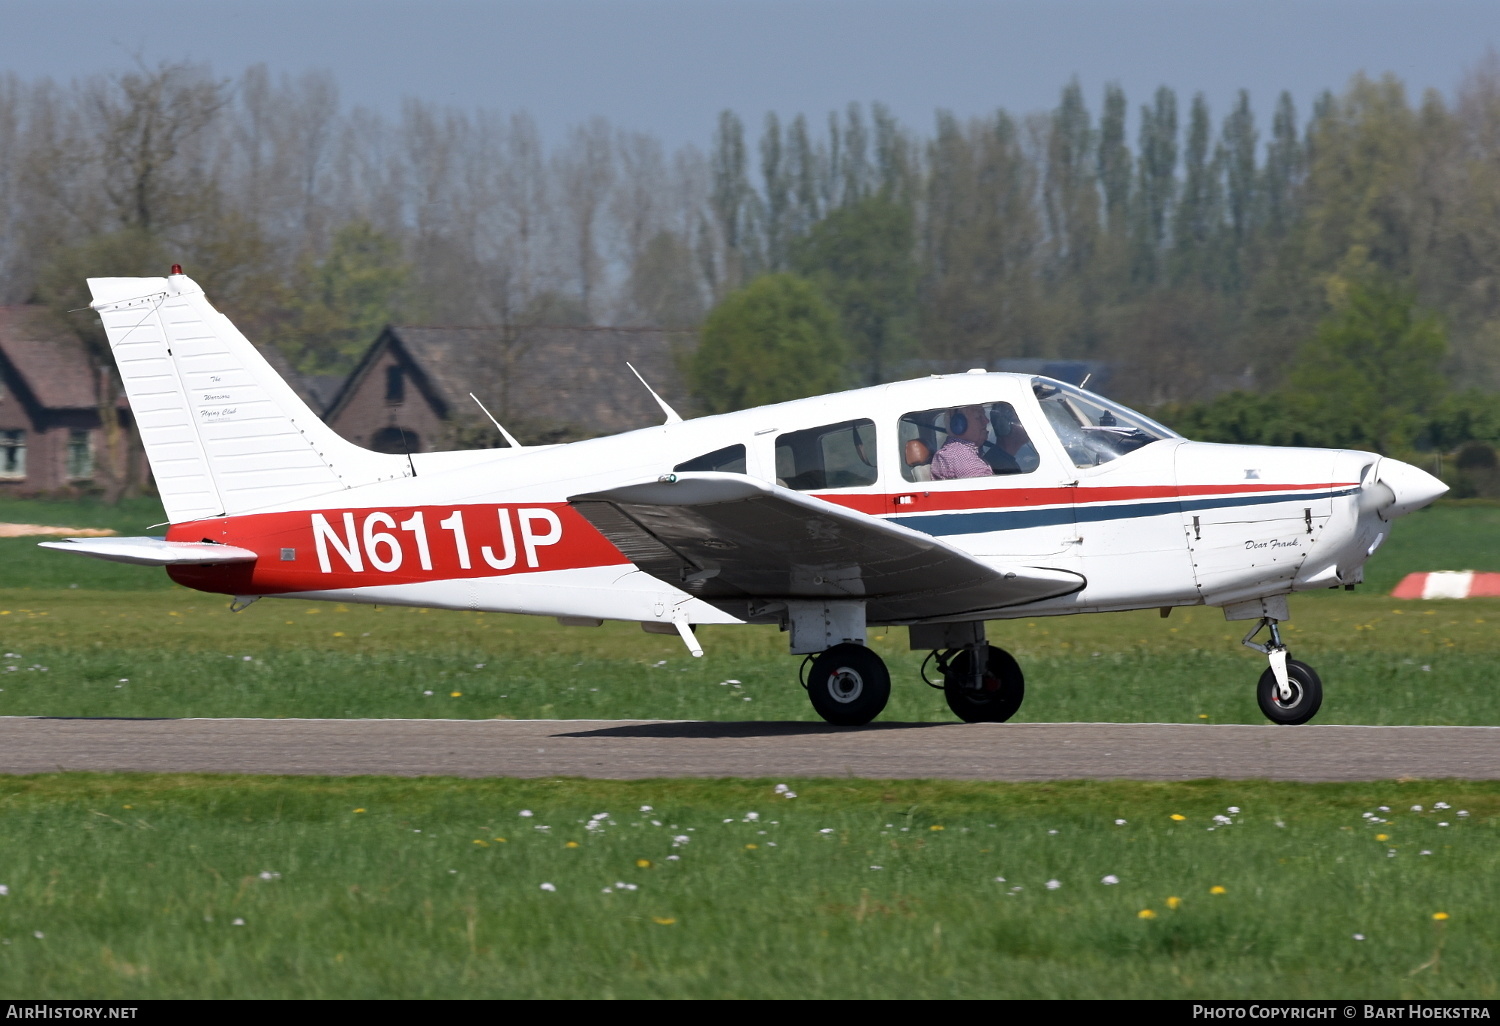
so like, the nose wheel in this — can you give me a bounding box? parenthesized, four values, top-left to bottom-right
(1243, 616, 1323, 725)
(1256, 658, 1323, 725)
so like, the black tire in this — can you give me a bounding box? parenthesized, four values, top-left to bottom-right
(943, 646, 1025, 723)
(806, 644, 891, 726)
(1256, 658, 1323, 725)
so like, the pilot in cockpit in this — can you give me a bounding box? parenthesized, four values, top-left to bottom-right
(929, 406, 993, 480)
(985, 404, 1039, 473)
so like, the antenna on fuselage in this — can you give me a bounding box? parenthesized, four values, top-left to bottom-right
(469, 393, 525, 449)
(626, 362, 683, 425)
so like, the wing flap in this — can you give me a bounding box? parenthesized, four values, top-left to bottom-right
(37, 537, 259, 567)
(570, 473, 1082, 621)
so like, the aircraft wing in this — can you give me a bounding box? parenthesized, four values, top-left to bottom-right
(37, 537, 259, 567)
(569, 473, 1083, 623)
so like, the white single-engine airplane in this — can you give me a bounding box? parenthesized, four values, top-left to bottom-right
(43, 270, 1448, 726)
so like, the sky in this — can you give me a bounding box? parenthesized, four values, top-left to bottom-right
(1, 0, 1496, 148)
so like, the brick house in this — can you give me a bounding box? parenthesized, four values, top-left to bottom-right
(323, 324, 695, 452)
(0, 306, 109, 496)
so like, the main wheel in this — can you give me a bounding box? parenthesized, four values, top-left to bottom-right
(943, 646, 1025, 723)
(1256, 658, 1323, 725)
(806, 643, 891, 726)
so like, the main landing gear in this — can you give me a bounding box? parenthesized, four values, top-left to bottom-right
(793, 610, 1024, 727)
(1241, 616, 1323, 725)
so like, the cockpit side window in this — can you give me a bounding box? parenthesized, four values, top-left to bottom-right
(1032, 377, 1177, 468)
(898, 402, 1038, 483)
(674, 444, 747, 475)
(774, 419, 877, 490)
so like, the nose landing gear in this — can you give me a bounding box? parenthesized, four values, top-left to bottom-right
(1242, 617, 1323, 725)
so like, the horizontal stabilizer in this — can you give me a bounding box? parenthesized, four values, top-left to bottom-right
(37, 537, 259, 567)
(569, 472, 1084, 622)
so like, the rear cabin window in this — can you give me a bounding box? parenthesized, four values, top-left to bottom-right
(674, 444, 747, 475)
(775, 419, 877, 491)
(898, 402, 1037, 483)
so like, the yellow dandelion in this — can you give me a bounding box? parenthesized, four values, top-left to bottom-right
(1167, 896, 1182, 910)
(652, 917, 677, 926)
(473, 839, 489, 847)
(745, 843, 758, 850)
(1210, 885, 1227, 895)
(1138, 909, 1156, 919)
(1433, 912, 1449, 921)
(494, 837, 507, 843)
(1170, 814, 1186, 821)
(122, 805, 133, 810)
(1197, 714, 1209, 720)
(450, 691, 462, 697)
(565, 841, 580, 848)
(333, 631, 345, 637)
(636, 859, 651, 868)
(353, 808, 366, 814)
(930, 825, 944, 831)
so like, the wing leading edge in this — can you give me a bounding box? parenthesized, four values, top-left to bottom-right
(569, 473, 1083, 623)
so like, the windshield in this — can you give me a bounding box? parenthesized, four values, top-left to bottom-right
(1032, 377, 1177, 468)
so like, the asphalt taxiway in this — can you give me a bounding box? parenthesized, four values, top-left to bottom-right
(0, 717, 1495, 781)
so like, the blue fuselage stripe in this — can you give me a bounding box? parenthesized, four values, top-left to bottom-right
(891, 487, 1357, 538)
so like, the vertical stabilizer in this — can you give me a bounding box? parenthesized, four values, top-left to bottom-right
(88, 272, 412, 523)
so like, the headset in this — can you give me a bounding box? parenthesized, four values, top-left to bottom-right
(948, 408, 969, 436)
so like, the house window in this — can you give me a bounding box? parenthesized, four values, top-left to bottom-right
(67, 429, 94, 480)
(0, 430, 25, 479)
(385, 365, 406, 404)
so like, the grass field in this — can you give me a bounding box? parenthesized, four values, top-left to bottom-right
(0, 774, 1491, 999)
(0, 498, 1496, 724)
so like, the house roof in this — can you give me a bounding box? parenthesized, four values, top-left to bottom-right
(329, 324, 695, 437)
(0, 306, 98, 410)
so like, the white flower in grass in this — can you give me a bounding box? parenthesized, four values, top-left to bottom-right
(601, 887, 613, 894)
(650, 820, 662, 827)
(519, 810, 534, 818)
(1458, 810, 1470, 818)
(1420, 850, 1433, 856)
(1213, 815, 1232, 825)
(666, 855, 680, 861)
(1114, 819, 1127, 826)
(1047, 829, 1058, 835)
(258, 871, 280, 880)
(585, 821, 602, 832)
(0, 885, 8, 896)
(1045, 879, 1061, 890)
(1352, 934, 1365, 941)
(1227, 806, 1241, 814)
(870, 866, 883, 871)
(671, 835, 690, 847)
(1378, 806, 1390, 812)
(1438, 822, 1449, 828)
(1101, 875, 1119, 885)
(783, 792, 797, 799)
(615, 882, 638, 891)
(591, 813, 609, 821)
(744, 812, 759, 822)
(993, 876, 1006, 883)
(773, 784, 790, 794)
(231, 919, 244, 927)
(1411, 805, 1424, 812)
(1434, 802, 1450, 810)
(819, 828, 834, 834)
(640, 805, 653, 812)
(539, 883, 556, 892)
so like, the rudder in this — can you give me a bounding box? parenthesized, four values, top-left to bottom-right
(88, 272, 411, 523)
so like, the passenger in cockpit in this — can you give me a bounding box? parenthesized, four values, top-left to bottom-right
(929, 406, 993, 480)
(985, 404, 1039, 474)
